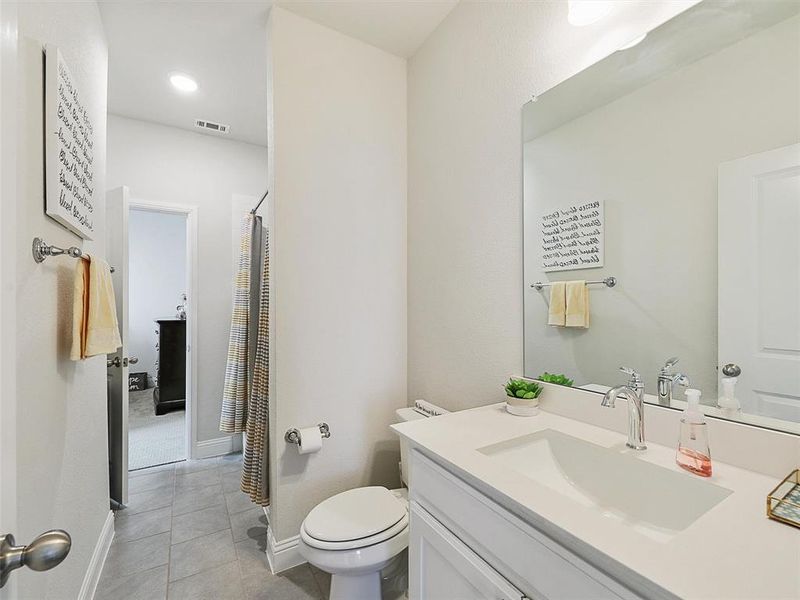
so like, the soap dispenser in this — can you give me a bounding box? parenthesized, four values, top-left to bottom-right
(676, 388, 712, 477)
(717, 377, 741, 413)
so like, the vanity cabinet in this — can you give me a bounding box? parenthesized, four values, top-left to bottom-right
(409, 502, 525, 600)
(408, 450, 643, 600)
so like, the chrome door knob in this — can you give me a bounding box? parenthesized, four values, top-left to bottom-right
(722, 363, 741, 377)
(107, 356, 135, 368)
(0, 530, 71, 587)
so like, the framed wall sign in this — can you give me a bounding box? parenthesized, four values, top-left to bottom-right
(540, 200, 604, 272)
(44, 44, 96, 240)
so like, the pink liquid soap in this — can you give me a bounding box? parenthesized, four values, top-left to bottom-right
(676, 448, 712, 477)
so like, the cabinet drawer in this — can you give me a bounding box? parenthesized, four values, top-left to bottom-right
(410, 502, 525, 600)
(410, 450, 638, 600)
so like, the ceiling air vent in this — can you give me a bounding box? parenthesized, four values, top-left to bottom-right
(194, 119, 230, 134)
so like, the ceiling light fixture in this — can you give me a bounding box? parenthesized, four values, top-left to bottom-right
(618, 33, 647, 51)
(567, 0, 614, 27)
(169, 72, 198, 93)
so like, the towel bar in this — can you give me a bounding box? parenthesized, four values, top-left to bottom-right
(32, 237, 115, 273)
(531, 276, 616, 291)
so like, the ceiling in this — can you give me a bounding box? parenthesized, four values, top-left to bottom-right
(100, 1, 457, 147)
(278, 0, 458, 58)
(100, 1, 271, 146)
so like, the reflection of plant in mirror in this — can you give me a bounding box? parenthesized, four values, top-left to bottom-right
(538, 372, 574, 387)
(504, 378, 542, 399)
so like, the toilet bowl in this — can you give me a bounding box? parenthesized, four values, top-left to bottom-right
(298, 402, 446, 600)
(299, 487, 408, 600)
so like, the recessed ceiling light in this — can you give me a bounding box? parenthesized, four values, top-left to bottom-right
(169, 72, 198, 93)
(618, 33, 647, 51)
(567, 0, 613, 27)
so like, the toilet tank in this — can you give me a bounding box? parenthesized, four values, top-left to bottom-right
(394, 400, 448, 486)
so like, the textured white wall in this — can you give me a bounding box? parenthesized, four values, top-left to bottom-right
(128, 209, 187, 380)
(407, 0, 698, 412)
(15, 2, 109, 598)
(106, 115, 267, 444)
(268, 7, 407, 541)
(524, 15, 800, 398)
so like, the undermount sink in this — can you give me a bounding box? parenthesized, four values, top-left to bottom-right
(478, 429, 732, 537)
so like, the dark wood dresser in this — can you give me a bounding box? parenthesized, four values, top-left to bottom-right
(153, 318, 186, 415)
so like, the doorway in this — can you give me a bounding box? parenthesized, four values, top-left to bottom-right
(106, 189, 199, 505)
(127, 206, 189, 470)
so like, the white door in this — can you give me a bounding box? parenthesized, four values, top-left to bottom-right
(1, 4, 71, 592)
(106, 186, 131, 505)
(0, 2, 19, 596)
(718, 143, 800, 421)
(409, 503, 527, 600)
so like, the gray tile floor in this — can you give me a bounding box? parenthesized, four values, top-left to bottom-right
(97, 453, 331, 600)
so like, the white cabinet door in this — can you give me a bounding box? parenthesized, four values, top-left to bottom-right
(719, 144, 800, 421)
(409, 502, 527, 600)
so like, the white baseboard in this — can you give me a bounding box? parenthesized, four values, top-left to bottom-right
(266, 527, 304, 575)
(78, 510, 114, 600)
(194, 434, 242, 459)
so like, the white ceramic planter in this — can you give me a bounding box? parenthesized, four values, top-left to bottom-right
(505, 396, 540, 417)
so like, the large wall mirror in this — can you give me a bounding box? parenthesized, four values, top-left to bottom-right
(523, 0, 800, 435)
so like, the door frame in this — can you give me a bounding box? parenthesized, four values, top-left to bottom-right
(0, 2, 19, 598)
(128, 199, 199, 462)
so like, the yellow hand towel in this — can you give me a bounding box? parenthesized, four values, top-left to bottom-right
(70, 256, 122, 360)
(565, 280, 590, 328)
(548, 281, 566, 326)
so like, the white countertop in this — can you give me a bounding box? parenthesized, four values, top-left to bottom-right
(393, 403, 800, 600)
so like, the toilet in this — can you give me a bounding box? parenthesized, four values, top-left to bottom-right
(298, 403, 445, 600)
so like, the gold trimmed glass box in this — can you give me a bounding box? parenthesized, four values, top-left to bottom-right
(767, 469, 800, 529)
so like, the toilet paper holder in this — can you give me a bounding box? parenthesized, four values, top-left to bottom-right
(285, 423, 331, 445)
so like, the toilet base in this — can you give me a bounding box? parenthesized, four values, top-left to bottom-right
(330, 571, 381, 600)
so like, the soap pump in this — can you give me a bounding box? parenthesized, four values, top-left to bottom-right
(676, 388, 712, 477)
(717, 377, 741, 413)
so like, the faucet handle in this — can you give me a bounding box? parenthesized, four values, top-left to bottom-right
(673, 373, 690, 388)
(660, 356, 679, 374)
(619, 366, 643, 387)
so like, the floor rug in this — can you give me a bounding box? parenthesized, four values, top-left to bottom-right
(128, 388, 185, 471)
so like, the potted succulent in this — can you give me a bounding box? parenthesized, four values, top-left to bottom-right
(503, 378, 543, 416)
(538, 372, 574, 387)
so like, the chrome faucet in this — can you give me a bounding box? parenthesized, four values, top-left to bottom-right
(601, 367, 647, 450)
(656, 357, 690, 406)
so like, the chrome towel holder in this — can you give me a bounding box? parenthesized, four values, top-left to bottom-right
(531, 276, 616, 291)
(32, 237, 83, 263)
(32, 237, 115, 273)
(285, 423, 331, 445)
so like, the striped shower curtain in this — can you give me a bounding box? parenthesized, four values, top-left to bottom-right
(242, 230, 270, 506)
(220, 213, 270, 505)
(219, 215, 253, 433)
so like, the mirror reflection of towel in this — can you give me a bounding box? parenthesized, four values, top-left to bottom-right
(565, 281, 590, 328)
(70, 256, 122, 360)
(548, 282, 566, 326)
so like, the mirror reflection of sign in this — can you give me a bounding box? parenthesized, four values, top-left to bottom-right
(45, 44, 95, 240)
(540, 200, 604, 272)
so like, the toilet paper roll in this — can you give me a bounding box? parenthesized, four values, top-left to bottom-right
(297, 426, 323, 455)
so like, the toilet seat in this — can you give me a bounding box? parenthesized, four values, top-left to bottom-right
(301, 486, 409, 551)
(302, 514, 408, 551)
